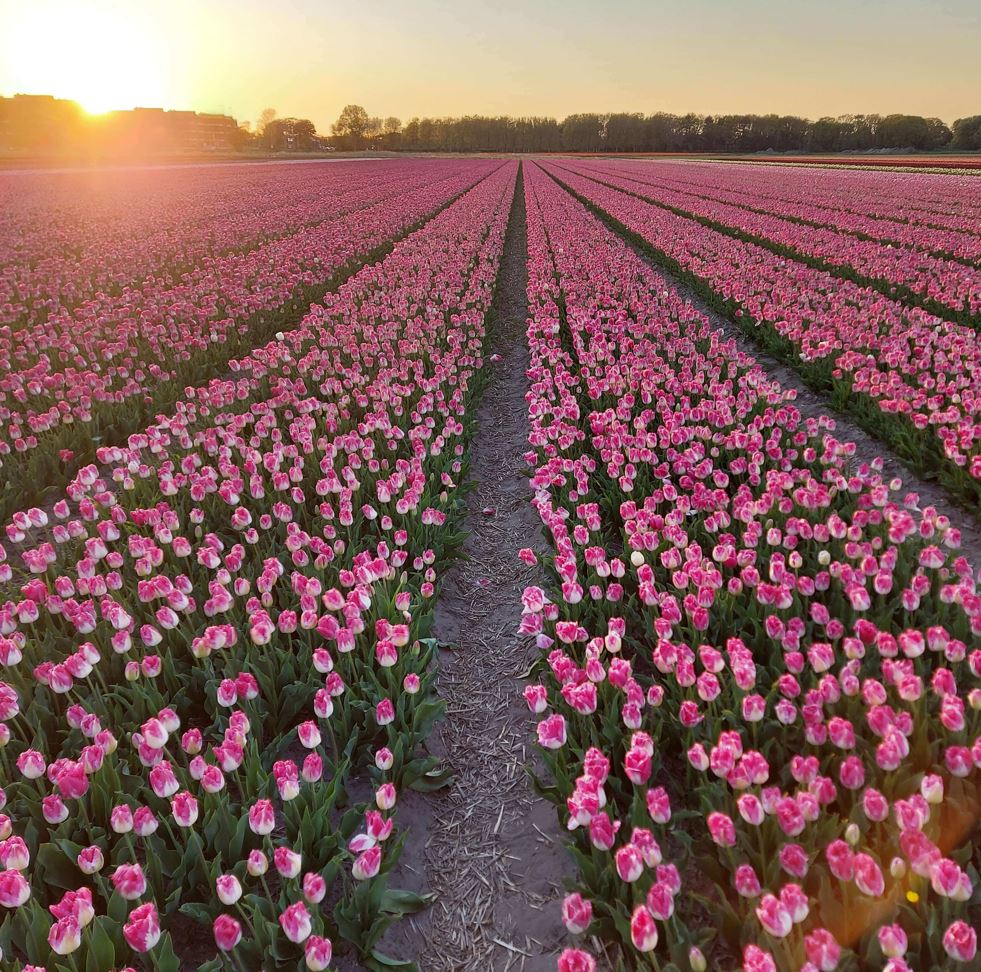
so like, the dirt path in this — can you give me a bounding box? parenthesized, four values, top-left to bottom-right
(378, 163, 572, 972)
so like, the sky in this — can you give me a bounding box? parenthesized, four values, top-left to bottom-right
(1, 0, 978, 130)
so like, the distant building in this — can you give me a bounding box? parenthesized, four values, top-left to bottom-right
(0, 94, 239, 158)
(0, 94, 87, 154)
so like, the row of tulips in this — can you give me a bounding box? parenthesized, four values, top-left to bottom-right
(0, 160, 434, 327)
(560, 160, 981, 326)
(0, 160, 499, 520)
(519, 161, 979, 972)
(0, 159, 519, 970)
(716, 158, 981, 178)
(538, 160, 981, 506)
(586, 161, 981, 266)
(699, 161, 981, 234)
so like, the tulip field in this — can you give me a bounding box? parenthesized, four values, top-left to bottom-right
(0, 157, 977, 972)
(541, 161, 981, 506)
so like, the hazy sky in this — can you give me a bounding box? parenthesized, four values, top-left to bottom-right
(1, 0, 978, 129)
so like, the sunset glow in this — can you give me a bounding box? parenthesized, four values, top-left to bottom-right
(1, 0, 978, 129)
(2, 3, 170, 113)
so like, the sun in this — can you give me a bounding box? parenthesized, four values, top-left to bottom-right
(2, 2, 169, 113)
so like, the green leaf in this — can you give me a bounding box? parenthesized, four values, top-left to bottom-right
(153, 932, 182, 972)
(408, 766, 454, 792)
(367, 950, 420, 971)
(21, 901, 51, 962)
(86, 917, 116, 972)
(108, 889, 130, 925)
(179, 902, 216, 925)
(380, 888, 435, 916)
(36, 841, 81, 891)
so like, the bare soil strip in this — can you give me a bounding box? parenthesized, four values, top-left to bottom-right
(378, 163, 572, 972)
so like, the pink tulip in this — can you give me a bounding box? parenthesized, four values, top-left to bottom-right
(878, 924, 908, 958)
(561, 892, 592, 934)
(630, 904, 658, 951)
(48, 915, 82, 955)
(123, 902, 161, 952)
(279, 901, 312, 943)
(274, 846, 302, 879)
(111, 863, 147, 900)
(537, 713, 567, 749)
(756, 893, 792, 938)
(0, 868, 30, 907)
(743, 944, 778, 972)
(305, 935, 333, 970)
(352, 845, 382, 881)
(943, 921, 977, 963)
(557, 948, 597, 972)
(213, 913, 243, 951)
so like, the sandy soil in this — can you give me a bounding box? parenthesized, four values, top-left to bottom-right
(372, 164, 573, 972)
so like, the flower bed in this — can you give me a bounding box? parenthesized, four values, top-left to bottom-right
(558, 160, 981, 325)
(0, 161, 518, 970)
(539, 161, 981, 505)
(0, 160, 499, 519)
(570, 160, 981, 263)
(521, 161, 979, 972)
(0, 160, 469, 329)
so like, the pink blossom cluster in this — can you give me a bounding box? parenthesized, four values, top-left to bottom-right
(520, 162, 979, 972)
(568, 162, 981, 323)
(573, 159, 981, 267)
(0, 160, 444, 328)
(0, 159, 497, 463)
(543, 161, 981, 491)
(0, 160, 518, 967)
(571, 159, 981, 320)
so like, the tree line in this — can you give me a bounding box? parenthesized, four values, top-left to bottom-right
(244, 105, 981, 154)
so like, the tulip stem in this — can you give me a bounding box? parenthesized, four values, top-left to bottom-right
(231, 948, 251, 972)
(13, 711, 35, 745)
(234, 900, 258, 938)
(260, 872, 276, 905)
(325, 719, 339, 763)
(161, 811, 183, 851)
(77, 797, 96, 842)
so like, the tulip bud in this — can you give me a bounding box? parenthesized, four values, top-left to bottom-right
(303, 872, 327, 904)
(213, 914, 242, 951)
(216, 874, 242, 905)
(77, 846, 104, 874)
(49, 916, 82, 955)
(247, 850, 268, 876)
(375, 783, 397, 810)
(630, 904, 658, 951)
(305, 935, 333, 970)
(561, 893, 592, 934)
(920, 774, 944, 804)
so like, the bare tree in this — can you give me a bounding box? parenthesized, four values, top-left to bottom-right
(256, 108, 278, 135)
